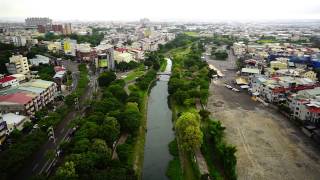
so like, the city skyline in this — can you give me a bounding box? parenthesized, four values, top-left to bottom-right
(1, 0, 320, 22)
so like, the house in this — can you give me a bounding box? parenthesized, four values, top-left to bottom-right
(241, 68, 260, 76)
(0, 76, 19, 88)
(29, 55, 50, 66)
(302, 71, 317, 81)
(2, 113, 30, 133)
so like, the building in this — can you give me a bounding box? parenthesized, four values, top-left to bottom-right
(0, 117, 8, 145)
(6, 55, 30, 75)
(0, 76, 19, 88)
(0, 79, 57, 115)
(2, 113, 30, 133)
(63, 38, 77, 56)
(25, 17, 52, 26)
(11, 36, 27, 47)
(114, 49, 135, 63)
(63, 23, 72, 35)
(76, 43, 96, 62)
(29, 55, 50, 66)
(10, 74, 26, 83)
(288, 88, 320, 124)
(52, 24, 63, 33)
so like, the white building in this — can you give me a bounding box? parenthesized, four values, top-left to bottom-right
(29, 55, 50, 66)
(6, 55, 30, 75)
(2, 113, 30, 133)
(11, 36, 27, 47)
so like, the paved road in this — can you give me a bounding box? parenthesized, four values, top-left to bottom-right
(15, 65, 98, 180)
(62, 60, 80, 92)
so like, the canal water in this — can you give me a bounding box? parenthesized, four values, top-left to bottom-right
(142, 59, 174, 180)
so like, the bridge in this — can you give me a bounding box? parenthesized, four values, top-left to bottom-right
(157, 72, 171, 75)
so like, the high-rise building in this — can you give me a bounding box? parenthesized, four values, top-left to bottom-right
(25, 17, 52, 26)
(52, 24, 63, 33)
(6, 55, 30, 75)
(63, 23, 72, 35)
(11, 36, 27, 47)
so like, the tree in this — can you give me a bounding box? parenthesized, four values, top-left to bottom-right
(99, 117, 120, 146)
(98, 71, 116, 87)
(107, 85, 128, 103)
(119, 102, 141, 134)
(180, 126, 203, 151)
(55, 161, 78, 179)
(175, 111, 203, 152)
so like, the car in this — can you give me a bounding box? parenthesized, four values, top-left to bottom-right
(224, 84, 233, 89)
(232, 88, 240, 92)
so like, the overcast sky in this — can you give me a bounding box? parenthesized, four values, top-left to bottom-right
(1, 0, 320, 22)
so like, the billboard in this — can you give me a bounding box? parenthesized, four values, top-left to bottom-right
(99, 59, 108, 68)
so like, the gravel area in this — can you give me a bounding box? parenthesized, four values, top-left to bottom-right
(206, 51, 320, 180)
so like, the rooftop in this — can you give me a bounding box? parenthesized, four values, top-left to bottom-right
(0, 76, 16, 84)
(0, 93, 33, 105)
(2, 113, 27, 125)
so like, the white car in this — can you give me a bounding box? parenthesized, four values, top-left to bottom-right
(232, 88, 240, 92)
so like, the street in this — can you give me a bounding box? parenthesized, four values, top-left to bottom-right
(206, 50, 320, 179)
(16, 62, 98, 179)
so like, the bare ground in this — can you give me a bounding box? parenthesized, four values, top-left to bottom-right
(207, 76, 320, 180)
(205, 50, 320, 180)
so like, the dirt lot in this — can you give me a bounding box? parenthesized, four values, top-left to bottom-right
(206, 52, 320, 180)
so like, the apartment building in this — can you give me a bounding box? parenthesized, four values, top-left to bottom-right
(25, 17, 52, 26)
(11, 36, 27, 47)
(0, 79, 57, 115)
(6, 55, 30, 75)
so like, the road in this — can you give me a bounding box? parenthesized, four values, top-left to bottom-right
(15, 64, 98, 180)
(206, 50, 320, 179)
(62, 60, 80, 92)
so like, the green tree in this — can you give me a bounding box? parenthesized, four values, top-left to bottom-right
(99, 117, 120, 146)
(175, 111, 203, 152)
(119, 102, 141, 134)
(98, 71, 116, 87)
(55, 161, 78, 179)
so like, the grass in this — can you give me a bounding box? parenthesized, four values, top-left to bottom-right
(124, 66, 145, 83)
(160, 59, 167, 72)
(184, 31, 199, 37)
(166, 139, 183, 180)
(131, 91, 148, 179)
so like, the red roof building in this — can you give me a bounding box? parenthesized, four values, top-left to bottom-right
(0, 92, 33, 104)
(0, 76, 16, 84)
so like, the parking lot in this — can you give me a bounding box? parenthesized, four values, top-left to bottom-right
(206, 52, 320, 180)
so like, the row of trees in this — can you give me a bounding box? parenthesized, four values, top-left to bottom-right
(52, 77, 141, 179)
(168, 41, 211, 106)
(205, 120, 237, 180)
(0, 65, 91, 179)
(52, 60, 159, 179)
(115, 61, 140, 72)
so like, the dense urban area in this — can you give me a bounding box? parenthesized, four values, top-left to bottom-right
(0, 18, 320, 180)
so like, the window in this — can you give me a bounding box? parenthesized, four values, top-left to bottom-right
(296, 107, 299, 110)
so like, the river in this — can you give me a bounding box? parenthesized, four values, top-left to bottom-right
(142, 59, 174, 180)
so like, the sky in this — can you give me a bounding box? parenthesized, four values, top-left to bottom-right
(1, 0, 320, 22)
